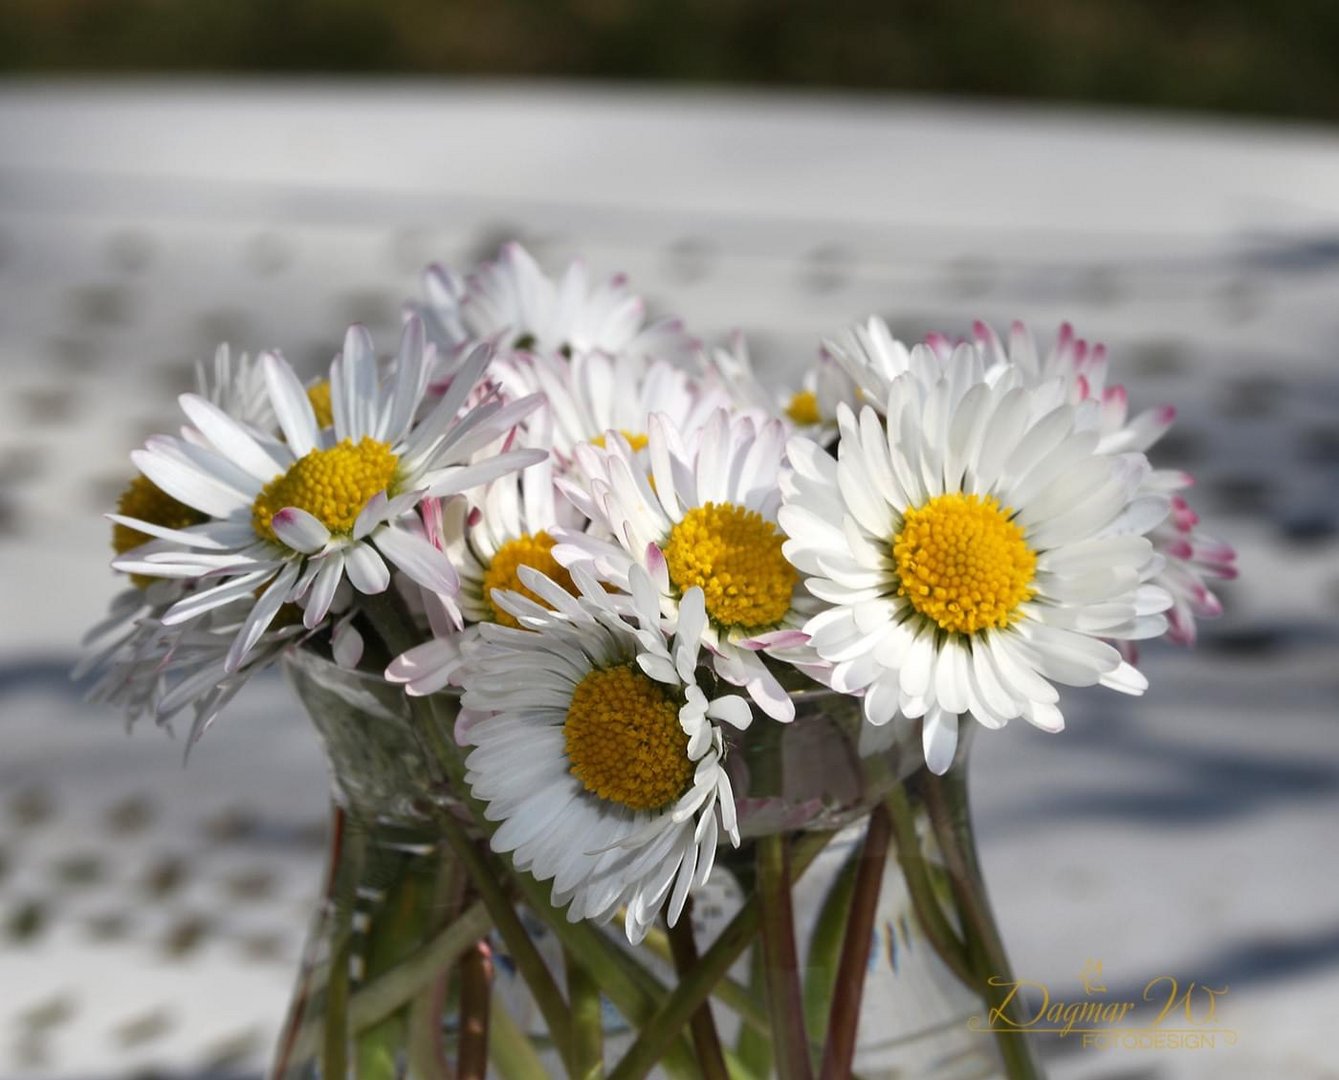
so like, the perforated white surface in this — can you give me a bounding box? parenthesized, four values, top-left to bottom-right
(1, 84, 1337, 1079)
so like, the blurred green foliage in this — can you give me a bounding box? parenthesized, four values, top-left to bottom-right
(2, 0, 1337, 120)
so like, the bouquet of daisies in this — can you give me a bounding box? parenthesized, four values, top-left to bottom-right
(82, 242, 1234, 1079)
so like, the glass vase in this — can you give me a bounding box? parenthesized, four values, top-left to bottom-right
(271, 648, 1041, 1079)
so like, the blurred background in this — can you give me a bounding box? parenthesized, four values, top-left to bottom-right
(2, 4, 1338, 1079)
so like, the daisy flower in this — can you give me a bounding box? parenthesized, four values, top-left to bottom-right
(822, 315, 925, 412)
(113, 317, 545, 672)
(555, 409, 818, 721)
(701, 332, 781, 419)
(779, 359, 1172, 774)
(416, 242, 695, 370)
(496, 347, 732, 465)
(705, 331, 855, 443)
(461, 565, 751, 944)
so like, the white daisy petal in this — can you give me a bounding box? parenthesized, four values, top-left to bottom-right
(375, 526, 459, 597)
(270, 507, 331, 554)
(383, 315, 429, 442)
(1099, 660, 1149, 695)
(423, 449, 549, 498)
(304, 552, 346, 628)
(161, 569, 276, 625)
(179, 393, 285, 481)
(922, 708, 959, 775)
(934, 637, 971, 716)
(226, 560, 300, 672)
(106, 515, 252, 551)
(263, 351, 321, 457)
(331, 619, 364, 668)
(344, 542, 391, 595)
(705, 694, 753, 730)
(131, 446, 251, 520)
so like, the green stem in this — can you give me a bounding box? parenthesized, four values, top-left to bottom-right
(608, 900, 762, 1080)
(488, 988, 551, 1080)
(735, 946, 773, 1080)
(358, 851, 433, 1079)
(640, 925, 768, 1035)
(605, 831, 837, 1080)
(920, 770, 1041, 1080)
(566, 947, 605, 1079)
(664, 899, 729, 1080)
(322, 821, 368, 1079)
(436, 819, 575, 1073)
(756, 833, 814, 1080)
(406, 972, 451, 1080)
(354, 901, 489, 1032)
(817, 803, 892, 1080)
(504, 870, 699, 1080)
(282, 904, 493, 1066)
(884, 783, 974, 988)
(407, 849, 467, 1079)
(800, 838, 861, 1054)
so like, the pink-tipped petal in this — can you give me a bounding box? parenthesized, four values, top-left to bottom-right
(271, 507, 331, 554)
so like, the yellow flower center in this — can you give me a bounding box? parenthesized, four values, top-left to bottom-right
(892, 493, 1036, 636)
(251, 437, 399, 543)
(591, 430, 649, 452)
(112, 475, 207, 588)
(481, 531, 576, 629)
(785, 389, 821, 426)
(306, 380, 333, 428)
(564, 664, 693, 812)
(663, 502, 796, 632)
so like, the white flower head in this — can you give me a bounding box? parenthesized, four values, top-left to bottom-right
(780, 355, 1173, 775)
(113, 316, 546, 672)
(416, 242, 696, 370)
(822, 315, 931, 412)
(493, 346, 732, 467)
(555, 408, 820, 721)
(461, 565, 751, 944)
(705, 331, 855, 442)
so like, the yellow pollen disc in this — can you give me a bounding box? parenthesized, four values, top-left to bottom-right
(591, 430, 649, 452)
(113, 475, 208, 588)
(663, 502, 796, 632)
(251, 437, 399, 543)
(785, 389, 821, 426)
(481, 531, 576, 629)
(892, 493, 1036, 635)
(564, 664, 693, 812)
(306, 380, 333, 428)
